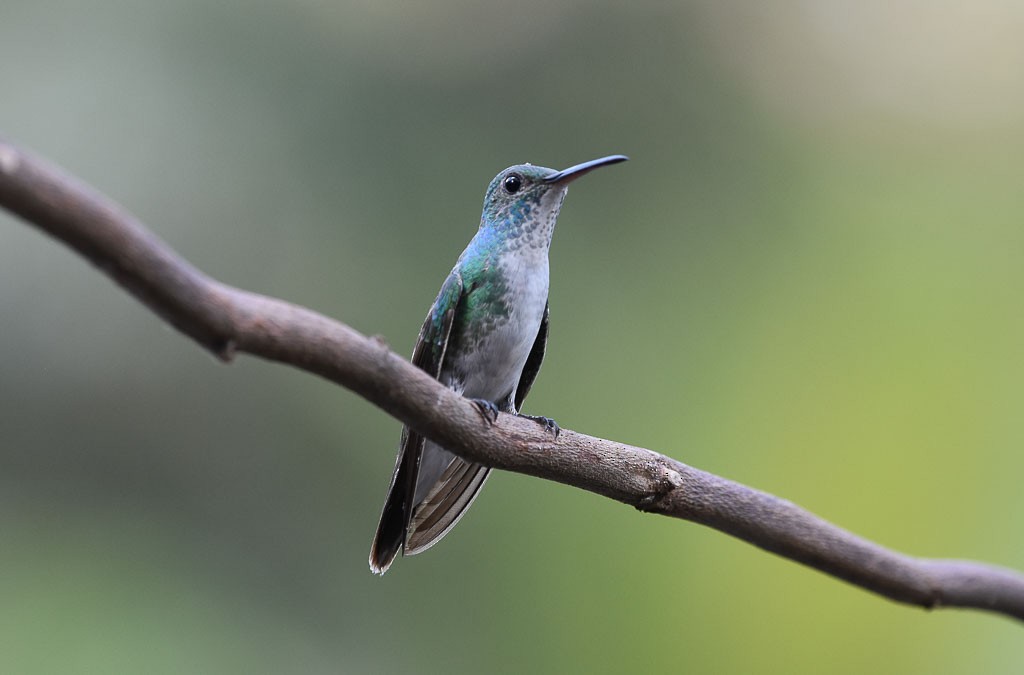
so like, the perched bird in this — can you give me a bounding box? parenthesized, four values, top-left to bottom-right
(369, 155, 628, 574)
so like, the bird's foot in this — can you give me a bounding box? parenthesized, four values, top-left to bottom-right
(470, 398, 500, 426)
(520, 414, 561, 439)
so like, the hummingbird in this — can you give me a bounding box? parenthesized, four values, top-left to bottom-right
(369, 154, 628, 574)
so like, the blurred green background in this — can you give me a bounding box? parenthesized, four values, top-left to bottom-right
(2, 1, 1023, 672)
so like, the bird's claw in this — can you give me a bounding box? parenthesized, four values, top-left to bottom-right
(470, 398, 500, 426)
(521, 414, 560, 439)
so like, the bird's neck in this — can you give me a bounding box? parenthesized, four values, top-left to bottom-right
(454, 227, 549, 320)
(471, 215, 555, 258)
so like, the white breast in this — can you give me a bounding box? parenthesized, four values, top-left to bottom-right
(447, 252, 549, 407)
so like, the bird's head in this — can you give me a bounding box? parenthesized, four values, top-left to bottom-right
(478, 155, 628, 248)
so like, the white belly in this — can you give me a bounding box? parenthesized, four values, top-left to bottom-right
(446, 255, 549, 407)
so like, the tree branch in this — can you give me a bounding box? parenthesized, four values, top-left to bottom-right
(2, 136, 1022, 622)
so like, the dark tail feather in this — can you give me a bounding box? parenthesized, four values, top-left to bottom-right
(369, 494, 406, 575)
(369, 431, 422, 575)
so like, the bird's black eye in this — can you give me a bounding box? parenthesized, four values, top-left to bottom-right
(502, 174, 523, 194)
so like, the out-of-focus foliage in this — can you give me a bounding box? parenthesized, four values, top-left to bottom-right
(1, 1, 1022, 672)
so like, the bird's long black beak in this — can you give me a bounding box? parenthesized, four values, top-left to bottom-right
(543, 154, 629, 184)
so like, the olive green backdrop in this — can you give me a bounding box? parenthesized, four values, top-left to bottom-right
(1, 1, 1022, 673)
